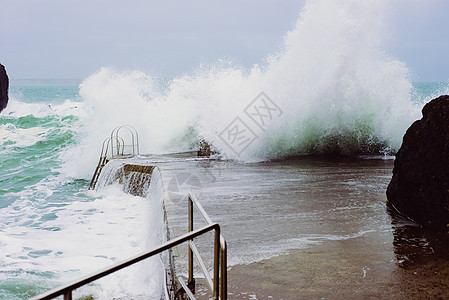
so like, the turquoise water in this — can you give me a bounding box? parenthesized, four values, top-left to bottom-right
(2, 78, 173, 299)
(1, 82, 85, 299)
(3, 1, 449, 297)
(1, 82, 82, 204)
(0, 80, 447, 298)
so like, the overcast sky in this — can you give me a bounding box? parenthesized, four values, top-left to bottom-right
(0, 0, 448, 82)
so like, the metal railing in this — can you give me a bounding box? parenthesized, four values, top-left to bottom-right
(183, 193, 227, 300)
(110, 125, 139, 157)
(30, 193, 227, 300)
(30, 223, 221, 300)
(89, 125, 140, 190)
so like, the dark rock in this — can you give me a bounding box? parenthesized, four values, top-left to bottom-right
(0, 63, 9, 112)
(387, 95, 449, 231)
(198, 139, 211, 157)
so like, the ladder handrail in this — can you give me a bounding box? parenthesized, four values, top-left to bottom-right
(110, 125, 139, 157)
(185, 193, 227, 300)
(30, 223, 221, 300)
(88, 125, 139, 190)
(88, 137, 121, 190)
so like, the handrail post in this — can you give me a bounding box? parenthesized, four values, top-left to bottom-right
(220, 237, 227, 300)
(135, 130, 139, 155)
(188, 193, 227, 300)
(188, 196, 194, 284)
(63, 290, 72, 300)
(213, 226, 220, 300)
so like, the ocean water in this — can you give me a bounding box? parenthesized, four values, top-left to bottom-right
(1, 82, 168, 299)
(2, 82, 447, 299)
(2, 0, 449, 298)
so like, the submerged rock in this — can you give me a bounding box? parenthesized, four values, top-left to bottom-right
(0, 63, 8, 112)
(387, 95, 449, 231)
(198, 139, 211, 157)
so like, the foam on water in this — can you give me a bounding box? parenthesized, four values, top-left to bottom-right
(0, 124, 49, 148)
(1, 97, 83, 119)
(226, 229, 384, 266)
(1, 84, 168, 297)
(1, 0, 449, 298)
(1, 84, 169, 298)
(58, 0, 431, 180)
(0, 167, 167, 299)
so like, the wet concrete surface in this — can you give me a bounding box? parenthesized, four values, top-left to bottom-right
(138, 154, 449, 299)
(227, 227, 449, 299)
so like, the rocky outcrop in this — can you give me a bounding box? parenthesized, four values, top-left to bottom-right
(387, 95, 449, 231)
(0, 63, 9, 112)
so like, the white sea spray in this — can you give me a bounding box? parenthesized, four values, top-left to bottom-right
(60, 0, 422, 176)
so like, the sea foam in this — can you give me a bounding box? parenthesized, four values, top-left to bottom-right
(64, 0, 423, 179)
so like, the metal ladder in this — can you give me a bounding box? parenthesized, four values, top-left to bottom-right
(89, 125, 140, 190)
